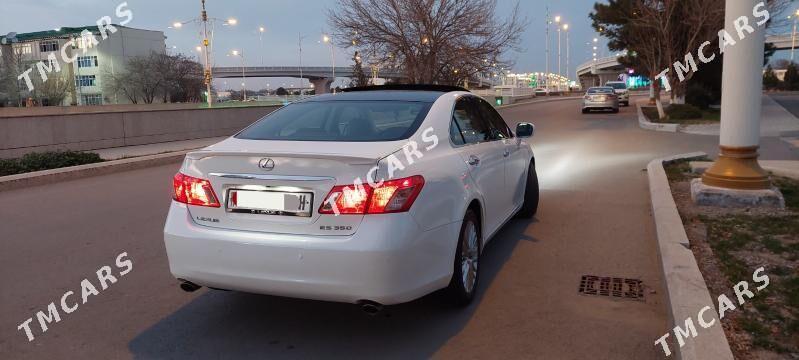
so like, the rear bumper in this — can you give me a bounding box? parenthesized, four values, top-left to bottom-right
(163, 202, 457, 305)
(583, 100, 619, 109)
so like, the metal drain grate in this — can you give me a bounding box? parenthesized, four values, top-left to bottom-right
(578, 275, 644, 300)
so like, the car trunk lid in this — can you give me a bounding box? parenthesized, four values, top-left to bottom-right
(182, 137, 404, 236)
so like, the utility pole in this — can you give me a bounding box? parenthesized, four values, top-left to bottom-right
(545, 7, 550, 92)
(201, 0, 213, 107)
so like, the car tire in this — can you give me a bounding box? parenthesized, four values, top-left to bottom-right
(581, 108, 589, 114)
(612, 108, 619, 113)
(516, 162, 539, 218)
(446, 209, 481, 306)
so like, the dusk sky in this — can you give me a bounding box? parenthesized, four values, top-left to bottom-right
(1, 0, 795, 89)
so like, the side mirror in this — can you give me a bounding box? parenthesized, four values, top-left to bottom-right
(516, 122, 534, 138)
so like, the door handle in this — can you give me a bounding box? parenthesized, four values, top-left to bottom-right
(503, 149, 510, 157)
(467, 155, 480, 166)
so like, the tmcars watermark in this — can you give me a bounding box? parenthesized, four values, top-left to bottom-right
(16, 252, 133, 342)
(654, 266, 769, 357)
(15, 2, 134, 92)
(655, 1, 769, 92)
(323, 127, 439, 216)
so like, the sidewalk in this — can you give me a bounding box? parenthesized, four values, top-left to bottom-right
(94, 137, 226, 160)
(681, 95, 799, 136)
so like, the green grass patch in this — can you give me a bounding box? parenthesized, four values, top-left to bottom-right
(0, 151, 103, 176)
(773, 176, 799, 210)
(701, 212, 799, 355)
(663, 157, 708, 182)
(642, 105, 720, 124)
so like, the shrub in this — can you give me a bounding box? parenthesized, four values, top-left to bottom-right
(763, 65, 781, 90)
(784, 63, 799, 90)
(0, 151, 103, 176)
(686, 83, 714, 110)
(666, 104, 703, 120)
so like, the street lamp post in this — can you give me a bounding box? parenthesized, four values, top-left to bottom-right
(322, 34, 335, 93)
(259, 26, 265, 66)
(564, 24, 570, 91)
(545, 7, 550, 92)
(170, 0, 237, 107)
(200, 2, 212, 107)
(230, 50, 246, 101)
(555, 15, 561, 92)
(298, 33, 306, 96)
(593, 38, 598, 87)
(791, 10, 799, 62)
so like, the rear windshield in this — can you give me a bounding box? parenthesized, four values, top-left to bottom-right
(236, 100, 432, 142)
(606, 82, 627, 90)
(588, 87, 614, 94)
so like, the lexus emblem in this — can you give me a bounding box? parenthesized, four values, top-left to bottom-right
(258, 158, 275, 171)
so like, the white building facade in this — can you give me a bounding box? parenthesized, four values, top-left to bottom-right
(0, 25, 165, 106)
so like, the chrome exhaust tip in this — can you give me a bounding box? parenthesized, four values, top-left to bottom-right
(178, 279, 201, 292)
(357, 300, 383, 315)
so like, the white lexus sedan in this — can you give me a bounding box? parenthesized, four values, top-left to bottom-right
(164, 85, 538, 311)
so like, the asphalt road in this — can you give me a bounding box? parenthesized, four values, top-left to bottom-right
(1, 97, 797, 359)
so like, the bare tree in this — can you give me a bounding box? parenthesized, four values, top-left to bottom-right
(0, 48, 26, 107)
(328, 0, 527, 85)
(31, 73, 72, 106)
(103, 68, 140, 104)
(104, 52, 204, 104)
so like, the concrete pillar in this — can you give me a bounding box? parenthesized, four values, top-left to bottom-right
(702, 0, 770, 190)
(310, 78, 334, 94)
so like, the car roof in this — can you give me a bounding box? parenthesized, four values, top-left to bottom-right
(299, 90, 450, 103)
(588, 86, 614, 90)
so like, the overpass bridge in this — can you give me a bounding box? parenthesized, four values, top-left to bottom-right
(766, 34, 798, 50)
(576, 56, 626, 88)
(212, 66, 404, 94)
(212, 66, 498, 93)
(575, 34, 797, 88)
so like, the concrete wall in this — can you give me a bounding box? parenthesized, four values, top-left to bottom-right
(0, 105, 279, 158)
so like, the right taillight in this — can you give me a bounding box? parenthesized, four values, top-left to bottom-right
(172, 172, 221, 207)
(318, 175, 425, 215)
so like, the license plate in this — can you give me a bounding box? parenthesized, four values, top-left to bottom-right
(227, 189, 313, 217)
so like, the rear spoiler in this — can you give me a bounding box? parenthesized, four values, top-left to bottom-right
(185, 150, 389, 166)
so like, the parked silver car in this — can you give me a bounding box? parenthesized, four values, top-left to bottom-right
(582, 87, 619, 113)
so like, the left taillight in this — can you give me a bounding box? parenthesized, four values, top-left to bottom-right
(172, 172, 221, 207)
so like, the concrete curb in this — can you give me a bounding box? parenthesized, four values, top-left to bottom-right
(647, 152, 734, 360)
(0, 150, 186, 192)
(637, 104, 679, 132)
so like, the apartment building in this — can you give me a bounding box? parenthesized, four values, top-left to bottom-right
(0, 25, 165, 105)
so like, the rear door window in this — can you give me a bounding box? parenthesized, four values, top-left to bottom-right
(452, 97, 491, 144)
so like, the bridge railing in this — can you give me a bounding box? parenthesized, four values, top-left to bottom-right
(213, 66, 354, 72)
(471, 87, 536, 97)
(576, 56, 622, 76)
